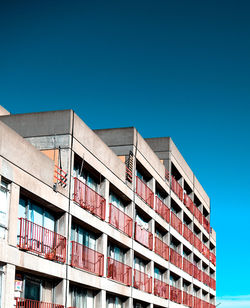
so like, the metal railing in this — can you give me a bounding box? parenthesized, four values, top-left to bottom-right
(171, 176, 183, 201)
(136, 176, 154, 208)
(16, 298, 64, 308)
(107, 257, 132, 286)
(183, 224, 193, 245)
(155, 196, 170, 223)
(183, 257, 193, 276)
(170, 286, 182, 304)
(182, 291, 193, 307)
(133, 269, 152, 293)
(171, 212, 182, 234)
(134, 222, 153, 250)
(155, 236, 169, 261)
(170, 249, 182, 269)
(109, 203, 132, 237)
(154, 278, 169, 299)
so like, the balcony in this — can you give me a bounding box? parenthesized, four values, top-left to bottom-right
(210, 252, 216, 266)
(171, 212, 182, 234)
(210, 277, 216, 290)
(203, 271, 210, 286)
(202, 244, 210, 260)
(155, 237, 169, 261)
(193, 297, 202, 308)
(183, 193, 194, 214)
(71, 241, 104, 276)
(134, 222, 153, 250)
(193, 235, 203, 253)
(193, 206, 203, 225)
(154, 278, 169, 299)
(73, 177, 106, 220)
(170, 286, 182, 304)
(203, 216, 210, 233)
(203, 300, 210, 308)
(193, 265, 202, 282)
(170, 249, 182, 269)
(133, 269, 152, 293)
(16, 298, 64, 308)
(155, 196, 170, 223)
(18, 218, 66, 263)
(136, 176, 154, 208)
(171, 176, 183, 201)
(109, 203, 132, 237)
(107, 257, 132, 286)
(183, 224, 193, 245)
(183, 258, 193, 276)
(182, 291, 193, 307)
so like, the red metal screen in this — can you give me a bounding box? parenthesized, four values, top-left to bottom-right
(154, 278, 169, 299)
(183, 258, 193, 276)
(183, 193, 194, 214)
(193, 265, 202, 282)
(133, 269, 152, 293)
(210, 252, 216, 266)
(54, 165, 67, 187)
(203, 216, 210, 233)
(182, 291, 193, 307)
(18, 218, 66, 263)
(155, 196, 170, 223)
(193, 206, 203, 225)
(193, 297, 202, 308)
(170, 249, 182, 269)
(203, 300, 210, 308)
(109, 203, 132, 237)
(134, 222, 153, 250)
(171, 176, 183, 201)
(155, 236, 169, 261)
(136, 176, 154, 208)
(183, 224, 193, 245)
(194, 235, 203, 253)
(73, 177, 106, 220)
(210, 277, 216, 290)
(171, 212, 182, 234)
(170, 286, 182, 304)
(202, 244, 210, 260)
(210, 305, 216, 308)
(203, 271, 210, 286)
(165, 169, 170, 181)
(71, 241, 104, 276)
(16, 298, 64, 308)
(107, 257, 132, 286)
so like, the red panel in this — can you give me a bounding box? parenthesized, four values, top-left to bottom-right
(136, 176, 154, 208)
(193, 265, 202, 282)
(183, 193, 194, 214)
(171, 212, 183, 235)
(210, 252, 216, 266)
(16, 298, 64, 308)
(210, 277, 216, 290)
(170, 248, 182, 269)
(183, 224, 193, 245)
(203, 300, 210, 308)
(193, 297, 202, 308)
(109, 203, 132, 237)
(155, 196, 170, 223)
(134, 222, 153, 250)
(203, 271, 210, 286)
(202, 244, 210, 260)
(18, 218, 66, 263)
(194, 235, 203, 253)
(183, 258, 193, 276)
(71, 241, 104, 276)
(134, 269, 152, 293)
(193, 206, 203, 225)
(203, 216, 210, 233)
(154, 278, 169, 299)
(155, 236, 169, 261)
(107, 257, 132, 286)
(165, 169, 170, 181)
(182, 291, 193, 307)
(73, 177, 106, 220)
(170, 286, 182, 304)
(171, 176, 183, 201)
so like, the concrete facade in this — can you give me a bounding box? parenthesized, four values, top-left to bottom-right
(0, 108, 216, 308)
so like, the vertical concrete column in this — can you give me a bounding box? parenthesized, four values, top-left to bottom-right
(3, 263, 15, 308)
(149, 303, 153, 308)
(96, 289, 106, 307)
(124, 297, 133, 308)
(147, 260, 154, 295)
(103, 179, 110, 223)
(151, 177, 156, 210)
(54, 279, 67, 305)
(97, 233, 108, 277)
(8, 183, 20, 247)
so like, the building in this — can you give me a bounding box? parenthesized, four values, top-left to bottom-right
(0, 107, 216, 308)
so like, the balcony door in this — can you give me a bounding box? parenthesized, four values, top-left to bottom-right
(24, 277, 41, 301)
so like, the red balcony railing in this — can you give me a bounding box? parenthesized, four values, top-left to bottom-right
(170, 286, 182, 304)
(210, 252, 216, 266)
(202, 244, 210, 260)
(203, 300, 210, 308)
(193, 265, 202, 282)
(71, 241, 104, 276)
(73, 177, 106, 220)
(107, 257, 132, 286)
(194, 235, 203, 253)
(16, 298, 64, 308)
(183, 258, 193, 276)
(165, 169, 170, 181)
(210, 305, 216, 308)
(210, 277, 216, 290)
(203, 271, 210, 286)
(182, 291, 193, 307)
(155, 237, 169, 261)
(183, 224, 193, 245)
(54, 165, 68, 187)
(133, 269, 152, 293)
(154, 278, 169, 299)
(171, 212, 182, 234)
(193, 206, 203, 225)
(203, 216, 210, 233)
(18, 218, 66, 263)
(171, 176, 183, 201)
(183, 193, 194, 214)
(109, 203, 132, 237)
(170, 249, 182, 269)
(136, 176, 154, 208)
(134, 222, 153, 250)
(193, 297, 202, 308)
(155, 196, 170, 223)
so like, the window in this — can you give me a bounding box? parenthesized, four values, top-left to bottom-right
(74, 165, 99, 192)
(108, 244, 125, 263)
(134, 257, 146, 273)
(154, 267, 163, 281)
(71, 224, 96, 250)
(106, 295, 123, 308)
(0, 180, 10, 238)
(110, 193, 125, 212)
(135, 214, 149, 230)
(70, 285, 94, 308)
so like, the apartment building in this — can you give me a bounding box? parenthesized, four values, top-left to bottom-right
(0, 107, 216, 308)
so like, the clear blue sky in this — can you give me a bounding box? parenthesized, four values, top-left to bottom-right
(1, 1, 250, 306)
